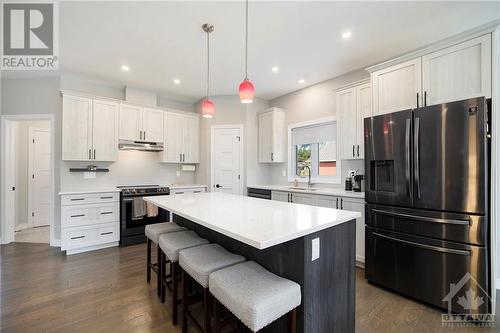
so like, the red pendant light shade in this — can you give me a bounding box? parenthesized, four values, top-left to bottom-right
(239, 79, 254, 104)
(201, 98, 215, 118)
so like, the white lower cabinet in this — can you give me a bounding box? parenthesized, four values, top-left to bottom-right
(271, 190, 365, 264)
(170, 186, 207, 195)
(60, 191, 120, 255)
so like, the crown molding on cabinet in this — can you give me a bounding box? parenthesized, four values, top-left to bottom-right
(334, 78, 370, 92)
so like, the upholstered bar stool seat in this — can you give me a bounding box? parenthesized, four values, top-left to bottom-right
(179, 244, 245, 332)
(159, 231, 209, 326)
(209, 261, 301, 333)
(145, 222, 186, 298)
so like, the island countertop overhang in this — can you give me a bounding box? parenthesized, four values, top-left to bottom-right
(144, 192, 361, 250)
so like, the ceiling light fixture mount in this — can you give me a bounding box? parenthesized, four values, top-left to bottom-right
(272, 66, 279, 72)
(239, 0, 254, 104)
(121, 65, 130, 72)
(342, 31, 352, 39)
(201, 23, 215, 118)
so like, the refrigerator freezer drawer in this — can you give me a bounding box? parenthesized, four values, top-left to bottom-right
(365, 226, 490, 314)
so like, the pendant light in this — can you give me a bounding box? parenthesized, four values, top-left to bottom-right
(239, 0, 254, 104)
(202, 24, 215, 118)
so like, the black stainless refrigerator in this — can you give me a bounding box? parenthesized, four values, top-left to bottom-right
(364, 97, 491, 314)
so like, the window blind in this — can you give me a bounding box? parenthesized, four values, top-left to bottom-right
(291, 121, 336, 146)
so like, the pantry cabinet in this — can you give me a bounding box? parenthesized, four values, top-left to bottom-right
(119, 104, 164, 142)
(337, 81, 371, 159)
(162, 112, 200, 163)
(258, 108, 286, 163)
(62, 95, 119, 161)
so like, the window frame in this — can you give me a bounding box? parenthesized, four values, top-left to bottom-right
(287, 116, 341, 184)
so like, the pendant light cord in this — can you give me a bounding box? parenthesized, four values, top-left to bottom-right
(245, 0, 249, 80)
(207, 29, 210, 99)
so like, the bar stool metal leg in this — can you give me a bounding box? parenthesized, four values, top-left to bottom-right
(289, 308, 297, 333)
(146, 238, 152, 283)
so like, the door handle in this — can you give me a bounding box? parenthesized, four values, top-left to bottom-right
(352, 145, 355, 157)
(93, 149, 96, 160)
(100, 211, 113, 215)
(144, 131, 146, 140)
(100, 232, 113, 236)
(290, 193, 293, 202)
(357, 145, 360, 157)
(271, 152, 274, 161)
(424, 91, 427, 107)
(340, 198, 343, 210)
(70, 214, 85, 218)
(183, 153, 185, 162)
(180, 154, 182, 162)
(405, 118, 411, 196)
(414, 117, 421, 199)
(215, 184, 222, 188)
(88, 149, 91, 160)
(70, 235, 85, 240)
(372, 232, 470, 256)
(336, 198, 339, 209)
(287, 193, 290, 202)
(416, 92, 419, 108)
(372, 208, 470, 225)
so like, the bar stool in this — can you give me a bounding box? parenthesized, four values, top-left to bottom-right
(145, 222, 186, 297)
(179, 244, 245, 333)
(159, 231, 209, 325)
(209, 261, 301, 333)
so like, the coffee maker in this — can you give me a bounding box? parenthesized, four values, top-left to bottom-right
(352, 174, 364, 192)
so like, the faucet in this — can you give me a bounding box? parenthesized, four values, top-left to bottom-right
(301, 165, 313, 188)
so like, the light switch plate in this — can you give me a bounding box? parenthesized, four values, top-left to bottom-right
(312, 237, 320, 261)
(83, 172, 96, 179)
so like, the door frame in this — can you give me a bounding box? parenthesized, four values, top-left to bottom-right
(28, 127, 51, 228)
(0, 114, 56, 246)
(210, 125, 244, 195)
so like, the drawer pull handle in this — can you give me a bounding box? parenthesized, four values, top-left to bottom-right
(100, 196, 113, 199)
(193, 191, 202, 193)
(372, 209, 470, 225)
(101, 211, 113, 215)
(70, 236, 85, 240)
(100, 232, 113, 236)
(71, 214, 85, 218)
(70, 198, 85, 201)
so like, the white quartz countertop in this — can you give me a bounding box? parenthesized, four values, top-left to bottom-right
(247, 184, 365, 199)
(145, 192, 361, 250)
(59, 188, 121, 195)
(168, 184, 208, 189)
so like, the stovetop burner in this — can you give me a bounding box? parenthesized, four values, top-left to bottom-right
(118, 185, 169, 196)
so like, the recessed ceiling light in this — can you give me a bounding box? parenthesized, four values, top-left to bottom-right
(121, 65, 130, 72)
(342, 31, 352, 39)
(271, 66, 279, 72)
(173, 78, 181, 85)
(298, 79, 305, 84)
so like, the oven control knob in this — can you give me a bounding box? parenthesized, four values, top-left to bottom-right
(131, 189, 137, 194)
(123, 189, 129, 195)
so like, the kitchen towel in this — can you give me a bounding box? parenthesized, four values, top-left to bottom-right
(146, 202, 158, 217)
(132, 197, 146, 220)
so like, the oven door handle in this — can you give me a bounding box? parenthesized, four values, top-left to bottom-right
(372, 208, 470, 225)
(372, 232, 471, 256)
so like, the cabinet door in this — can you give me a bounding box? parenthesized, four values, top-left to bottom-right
(337, 87, 357, 160)
(142, 108, 164, 142)
(182, 115, 200, 163)
(62, 95, 92, 161)
(356, 83, 372, 159)
(119, 104, 142, 141)
(422, 34, 491, 106)
(291, 193, 315, 205)
(92, 99, 119, 161)
(372, 58, 422, 115)
(271, 191, 289, 202)
(162, 112, 183, 163)
(271, 110, 286, 162)
(315, 195, 339, 209)
(258, 112, 273, 162)
(341, 198, 365, 263)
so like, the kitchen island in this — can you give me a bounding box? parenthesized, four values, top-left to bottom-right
(145, 192, 360, 333)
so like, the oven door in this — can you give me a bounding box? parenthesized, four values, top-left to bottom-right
(121, 196, 169, 236)
(365, 226, 490, 314)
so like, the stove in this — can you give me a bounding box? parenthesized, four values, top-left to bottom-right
(117, 185, 170, 246)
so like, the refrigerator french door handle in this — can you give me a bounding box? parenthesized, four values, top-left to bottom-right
(372, 208, 471, 225)
(405, 118, 411, 196)
(372, 232, 471, 256)
(414, 117, 421, 198)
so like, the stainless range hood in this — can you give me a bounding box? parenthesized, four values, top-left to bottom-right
(118, 140, 164, 152)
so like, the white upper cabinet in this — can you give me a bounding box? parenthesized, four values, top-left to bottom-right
(372, 58, 422, 116)
(63, 95, 93, 161)
(258, 108, 286, 163)
(142, 108, 164, 142)
(119, 104, 142, 141)
(422, 34, 491, 106)
(92, 99, 119, 161)
(62, 95, 118, 162)
(161, 111, 200, 164)
(337, 81, 371, 160)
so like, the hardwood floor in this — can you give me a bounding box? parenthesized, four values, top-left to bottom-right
(1, 242, 498, 333)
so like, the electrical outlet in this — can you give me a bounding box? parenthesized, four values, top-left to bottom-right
(176, 170, 181, 177)
(83, 172, 96, 179)
(312, 237, 320, 261)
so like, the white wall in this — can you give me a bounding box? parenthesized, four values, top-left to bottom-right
(268, 69, 368, 187)
(14, 120, 50, 228)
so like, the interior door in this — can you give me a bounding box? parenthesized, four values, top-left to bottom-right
(414, 97, 487, 214)
(162, 113, 183, 163)
(119, 104, 142, 141)
(92, 99, 119, 161)
(62, 95, 92, 161)
(29, 128, 51, 227)
(142, 108, 164, 142)
(212, 127, 241, 195)
(182, 115, 200, 163)
(337, 87, 357, 159)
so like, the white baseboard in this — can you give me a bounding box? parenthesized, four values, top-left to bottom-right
(496, 278, 500, 290)
(356, 255, 365, 269)
(65, 242, 118, 255)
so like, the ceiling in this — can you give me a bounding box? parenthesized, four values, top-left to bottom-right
(56, 1, 500, 103)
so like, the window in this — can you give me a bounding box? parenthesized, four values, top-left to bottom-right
(288, 117, 340, 184)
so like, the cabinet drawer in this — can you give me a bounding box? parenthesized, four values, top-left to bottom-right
(97, 224, 119, 243)
(64, 228, 98, 250)
(61, 192, 119, 206)
(171, 188, 206, 195)
(62, 203, 119, 227)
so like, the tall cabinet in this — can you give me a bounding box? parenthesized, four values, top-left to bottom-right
(258, 107, 286, 163)
(162, 111, 200, 164)
(337, 80, 371, 160)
